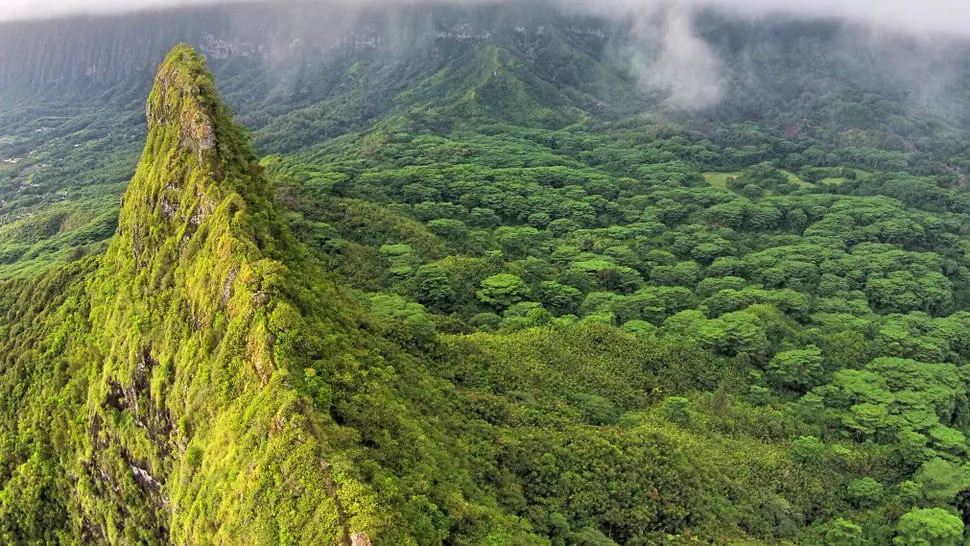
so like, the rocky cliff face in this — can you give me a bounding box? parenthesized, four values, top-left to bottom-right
(0, 13, 217, 92)
(0, 2, 589, 97)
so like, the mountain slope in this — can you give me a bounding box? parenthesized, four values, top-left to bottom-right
(0, 44, 372, 545)
(84, 45, 357, 543)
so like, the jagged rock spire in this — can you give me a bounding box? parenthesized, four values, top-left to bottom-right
(113, 44, 268, 271)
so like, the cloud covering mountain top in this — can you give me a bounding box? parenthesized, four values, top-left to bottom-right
(1, 0, 968, 38)
(2, 0, 964, 113)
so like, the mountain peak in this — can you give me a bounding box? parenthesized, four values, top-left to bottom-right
(53, 44, 366, 544)
(146, 44, 231, 160)
(114, 44, 269, 273)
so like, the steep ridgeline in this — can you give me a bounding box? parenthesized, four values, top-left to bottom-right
(0, 45, 387, 545)
(83, 45, 366, 543)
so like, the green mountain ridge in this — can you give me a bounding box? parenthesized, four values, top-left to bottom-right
(1, 44, 373, 544)
(7, 10, 970, 544)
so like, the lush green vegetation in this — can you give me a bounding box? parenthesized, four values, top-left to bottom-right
(5, 4, 970, 545)
(263, 109, 970, 544)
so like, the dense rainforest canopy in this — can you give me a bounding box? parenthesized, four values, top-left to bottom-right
(4, 2, 970, 545)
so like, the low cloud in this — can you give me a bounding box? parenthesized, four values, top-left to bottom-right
(2, 0, 969, 38)
(2, 0, 968, 112)
(618, 5, 726, 110)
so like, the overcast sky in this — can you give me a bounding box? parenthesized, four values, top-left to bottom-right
(1, 0, 969, 37)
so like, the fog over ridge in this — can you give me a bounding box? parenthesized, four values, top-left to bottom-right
(2, 0, 969, 38)
(3, 0, 966, 113)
